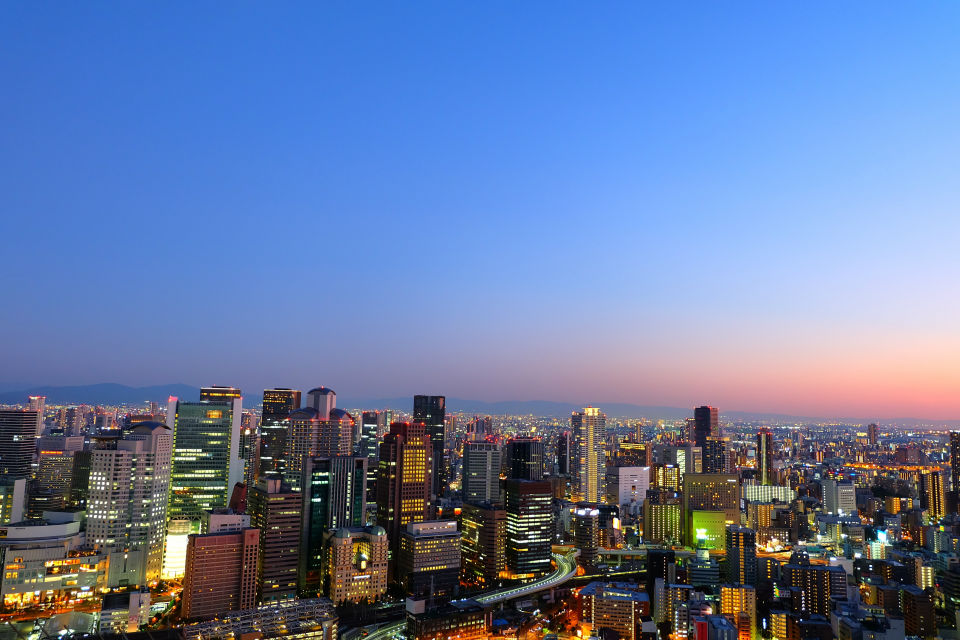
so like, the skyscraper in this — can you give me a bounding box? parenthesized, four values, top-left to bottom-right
(725, 526, 757, 586)
(322, 526, 388, 604)
(376, 422, 433, 556)
(284, 388, 354, 492)
(460, 501, 507, 586)
(504, 437, 544, 481)
(757, 429, 774, 485)
(259, 388, 301, 476)
(182, 528, 260, 619)
(247, 476, 302, 603)
(87, 423, 173, 587)
(414, 395, 446, 499)
(398, 520, 461, 603)
(822, 477, 856, 515)
(0, 409, 40, 478)
(462, 441, 501, 504)
(167, 395, 244, 527)
(504, 478, 552, 578)
(300, 456, 367, 594)
(703, 437, 727, 474)
(199, 386, 243, 402)
(919, 470, 945, 523)
(693, 406, 719, 447)
(572, 407, 606, 502)
(867, 422, 878, 446)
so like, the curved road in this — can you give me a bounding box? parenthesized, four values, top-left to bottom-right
(363, 550, 579, 640)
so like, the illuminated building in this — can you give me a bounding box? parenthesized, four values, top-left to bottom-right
(642, 491, 682, 544)
(162, 517, 191, 579)
(653, 580, 692, 625)
(690, 510, 728, 550)
(0, 408, 40, 478)
(574, 506, 600, 566)
(688, 547, 720, 587)
(300, 456, 367, 594)
(504, 437, 544, 480)
(462, 441, 501, 504)
(605, 466, 651, 509)
(0, 478, 26, 525)
(182, 598, 338, 640)
(683, 473, 739, 542)
(247, 477, 301, 603)
(414, 395, 446, 499)
(359, 410, 389, 461)
(757, 429, 773, 485)
(460, 501, 506, 585)
(822, 478, 856, 515)
(0, 514, 108, 609)
(781, 562, 846, 616)
(652, 464, 681, 491)
(557, 430, 571, 475)
(34, 436, 83, 510)
(693, 405, 719, 447)
(578, 582, 650, 640)
(100, 591, 151, 633)
(919, 470, 945, 522)
(87, 422, 172, 587)
(239, 419, 259, 487)
(504, 478, 552, 577)
(167, 394, 244, 527)
(376, 422, 433, 556)
(259, 388, 301, 476)
(901, 585, 935, 638)
(720, 584, 756, 640)
(572, 406, 606, 502)
(398, 520, 461, 602)
(405, 598, 490, 640)
(725, 526, 757, 586)
(742, 484, 795, 504)
(703, 436, 727, 474)
(867, 422, 878, 446)
(284, 388, 353, 492)
(199, 385, 242, 401)
(322, 526, 388, 604)
(182, 528, 260, 619)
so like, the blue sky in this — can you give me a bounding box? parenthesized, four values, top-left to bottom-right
(2, 3, 960, 417)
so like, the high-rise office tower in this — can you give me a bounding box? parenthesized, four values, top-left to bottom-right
(181, 528, 260, 619)
(642, 491, 682, 545)
(322, 526, 388, 604)
(359, 411, 383, 461)
(781, 562, 846, 616)
(504, 478, 552, 578)
(0, 409, 40, 478)
(919, 470, 946, 522)
(300, 456, 367, 594)
(573, 506, 600, 566)
(951, 431, 960, 508)
(284, 388, 354, 492)
(867, 422, 878, 446)
(693, 406, 719, 447)
(259, 388, 301, 476)
(462, 441, 501, 504)
(571, 407, 606, 502)
(87, 423, 173, 587)
(199, 386, 242, 402)
(757, 428, 774, 486)
(725, 526, 757, 586)
(239, 420, 259, 488)
(646, 549, 676, 597)
(398, 520, 461, 603)
(822, 478, 856, 515)
(504, 437, 544, 480)
(247, 477, 302, 603)
(414, 395, 446, 499)
(557, 431, 571, 475)
(605, 466, 651, 509)
(34, 436, 84, 510)
(702, 437, 727, 474)
(376, 422, 433, 556)
(167, 395, 244, 527)
(460, 502, 507, 586)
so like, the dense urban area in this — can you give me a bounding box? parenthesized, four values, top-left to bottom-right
(0, 387, 955, 640)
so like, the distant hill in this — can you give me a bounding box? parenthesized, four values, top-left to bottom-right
(0, 383, 200, 406)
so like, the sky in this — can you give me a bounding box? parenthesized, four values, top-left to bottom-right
(2, 3, 960, 419)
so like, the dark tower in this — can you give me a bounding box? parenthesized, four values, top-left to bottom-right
(414, 395, 446, 499)
(259, 388, 301, 476)
(693, 406, 719, 447)
(757, 428, 774, 486)
(505, 437, 544, 480)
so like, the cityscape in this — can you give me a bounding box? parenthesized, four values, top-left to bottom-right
(0, 390, 958, 640)
(4, 3, 960, 640)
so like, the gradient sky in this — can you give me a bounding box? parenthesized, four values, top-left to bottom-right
(2, 3, 960, 419)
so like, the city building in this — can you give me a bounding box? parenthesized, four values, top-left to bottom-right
(725, 526, 757, 586)
(703, 437, 727, 474)
(460, 501, 507, 586)
(606, 466, 651, 510)
(693, 406, 719, 447)
(822, 478, 857, 516)
(0, 408, 40, 478)
(284, 388, 354, 491)
(87, 422, 173, 587)
(414, 395, 446, 500)
(321, 526, 388, 604)
(259, 388, 301, 476)
(572, 406, 606, 502)
(504, 478, 552, 577)
(181, 528, 260, 620)
(398, 520, 461, 602)
(182, 598, 338, 640)
(642, 491, 682, 544)
(300, 455, 367, 593)
(247, 477, 302, 603)
(578, 582, 651, 640)
(757, 429, 773, 485)
(167, 395, 244, 527)
(405, 598, 490, 640)
(781, 562, 846, 616)
(462, 441, 501, 504)
(376, 422, 433, 556)
(574, 506, 600, 566)
(719, 583, 756, 640)
(504, 437, 544, 480)
(919, 470, 945, 522)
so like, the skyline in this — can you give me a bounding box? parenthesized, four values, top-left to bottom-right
(4, 4, 960, 419)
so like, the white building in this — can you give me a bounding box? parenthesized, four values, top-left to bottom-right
(606, 466, 651, 512)
(822, 478, 857, 516)
(87, 422, 173, 587)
